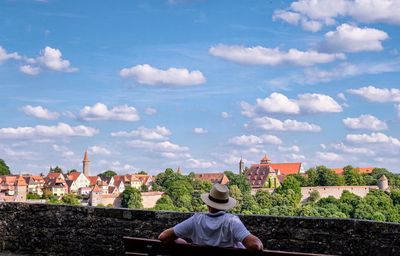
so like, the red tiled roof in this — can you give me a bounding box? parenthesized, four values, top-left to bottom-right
(195, 173, 229, 185)
(68, 172, 82, 181)
(332, 167, 374, 175)
(92, 185, 101, 192)
(88, 176, 100, 186)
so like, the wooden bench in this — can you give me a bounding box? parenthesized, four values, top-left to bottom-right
(123, 237, 330, 256)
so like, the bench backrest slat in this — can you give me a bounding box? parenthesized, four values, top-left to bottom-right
(123, 237, 330, 256)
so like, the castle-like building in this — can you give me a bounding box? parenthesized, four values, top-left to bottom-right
(241, 155, 302, 188)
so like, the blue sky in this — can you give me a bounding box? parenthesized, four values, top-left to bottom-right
(0, 0, 399, 175)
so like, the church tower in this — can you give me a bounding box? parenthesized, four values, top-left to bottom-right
(83, 150, 90, 177)
(260, 154, 271, 164)
(239, 157, 245, 174)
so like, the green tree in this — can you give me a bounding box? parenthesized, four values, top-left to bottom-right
(137, 170, 148, 175)
(343, 165, 366, 185)
(154, 194, 176, 211)
(306, 166, 344, 186)
(62, 193, 80, 205)
(229, 185, 243, 213)
(224, 171, 251, 194)
(49, 166, 63, 174)
(255, 190, 272, 210)
(0, 159, 11, 175)
(307, 190, 320, 203)
(27, 193, 41, 200)
(121, 187, 143, 209)
(166, 179, 193, 210)
(99, 170, 117, 179)
(140, 184, 148, 192)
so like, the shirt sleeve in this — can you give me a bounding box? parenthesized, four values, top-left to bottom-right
(173, 215, 195, 239)
(231, 216, 251, 242)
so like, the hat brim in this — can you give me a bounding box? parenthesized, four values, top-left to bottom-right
(200, 193, 237, 211)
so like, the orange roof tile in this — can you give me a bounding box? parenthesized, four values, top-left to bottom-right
(195, 173, 229, 185)
(17, 175, 27, 186)
(68, 172, 82, 181)
(332, 167, 374, 175)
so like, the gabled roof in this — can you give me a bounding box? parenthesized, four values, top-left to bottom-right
(46, 173, 63, 180)
(68, 172, 82, 181)
(195, 173, 229, 185)
(92, 185, 101, 193)
(88, 176, 100, 186)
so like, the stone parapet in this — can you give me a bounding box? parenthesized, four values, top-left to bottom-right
(0, 202, 399, 255)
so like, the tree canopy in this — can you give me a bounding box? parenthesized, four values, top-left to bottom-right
(99, 170, 117, 179)
(0, 159, 11, 175)
(121, 187, 143, 209)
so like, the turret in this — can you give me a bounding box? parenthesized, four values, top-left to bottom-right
(239, 157, 245, 174)
(83, 150, 90, 177)
(378, 175, 389, 191)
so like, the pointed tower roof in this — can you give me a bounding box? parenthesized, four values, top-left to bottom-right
(83, 150, 89, 162)
(177, 166, 182, 175)
(260, 154, 271, 164)
(379, 175, 388, 181)
(16, 175, 27, 186)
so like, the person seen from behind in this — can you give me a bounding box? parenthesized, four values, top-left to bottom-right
(158, 183, 264, 251)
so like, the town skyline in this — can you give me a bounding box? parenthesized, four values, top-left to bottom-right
(0, 0, 399, 175)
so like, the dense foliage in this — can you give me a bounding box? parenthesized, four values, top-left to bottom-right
(121, 187, 143, 209)
(0, 159, 11, 175)
(153, 166, 400, 223)
(99, 170, 117, 179)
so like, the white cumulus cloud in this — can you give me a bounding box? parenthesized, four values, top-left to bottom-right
(316, 151, 343, 161)
(221, 112, 231, 118)
(111, 126, 171, 140)
(346, 132, 400, 147)
(343, 114, 388, 131)
(193, 128, 208, 134)
(209, 44, 344, 66)
(120, 64, 206, 86)
(249, 116, 321, 132)
(21, 105, 60, 120)
(320, 23, 389, 53)
(297, 93, 343, 113)
(88, 145, 111, 155)
(273, 0, 400, 31)
(348, 86, 400, 103)
(145, 107, 157, 115)
(0, 122, 98, 139)
(228, 134, 282, 146)
(278, 145, 300, 153)
(186, 158, 216, 169)
(0, 46, 21, 63)
(80, 103, 140, 122)
(21, 46, 77, 75)
(241, 92, 342, 116)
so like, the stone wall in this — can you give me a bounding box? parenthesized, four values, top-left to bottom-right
(300, 186, 379, 202)
(0, 202, 399, 255)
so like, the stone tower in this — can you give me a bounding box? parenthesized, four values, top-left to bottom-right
(378, 175, 389, 191)
(83, 150, 90, 177)
(239, 157, 245, 174)
(15, 175, 27, 202)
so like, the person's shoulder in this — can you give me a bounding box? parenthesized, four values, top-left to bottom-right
(224, 213, 243, 223)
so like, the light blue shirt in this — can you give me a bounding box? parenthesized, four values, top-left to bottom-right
(173, 211, 251, 248)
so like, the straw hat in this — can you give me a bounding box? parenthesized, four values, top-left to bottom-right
(200, 183, 236, 211)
